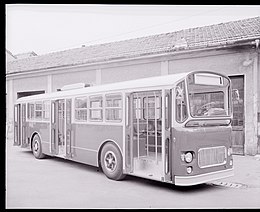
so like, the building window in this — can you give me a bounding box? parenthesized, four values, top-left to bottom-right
(89, 96, 103, 121)
(105, 94, 122, 121)
(75, 97, 88, 121)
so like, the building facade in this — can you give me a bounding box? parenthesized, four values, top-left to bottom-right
(6, 17, 260, 155)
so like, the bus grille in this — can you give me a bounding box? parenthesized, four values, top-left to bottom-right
(198, 146, 227, 168)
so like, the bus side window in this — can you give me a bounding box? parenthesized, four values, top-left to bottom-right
(51, 103, 55, 123)
(35, 101, 43, 120)
(14, 105, 18, 122)
(105, 94, 122, 122)
(27, 103, 35, 120)
(165, 94, 169, 129)
(43, 101, 50, 120)
(75, 96, 88, 122)
(89, 96, 103, 121)
(176, 81, 188, 123)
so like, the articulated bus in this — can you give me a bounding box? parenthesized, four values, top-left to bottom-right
(13, 71, 234, 186)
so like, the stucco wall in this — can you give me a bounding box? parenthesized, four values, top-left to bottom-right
(101, 61, 161, 84)
(52, 69, 96, 92)
(12, 75, 48, 104)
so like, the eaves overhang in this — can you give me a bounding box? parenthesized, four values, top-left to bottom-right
(6, 38, 259, 80)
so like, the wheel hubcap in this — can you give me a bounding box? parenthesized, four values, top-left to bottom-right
(34, 140, 39, 152)
(104, 151, 117, 172)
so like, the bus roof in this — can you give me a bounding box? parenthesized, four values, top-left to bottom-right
(15, 71, 193, 103)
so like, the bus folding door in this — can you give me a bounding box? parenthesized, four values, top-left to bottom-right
(125, 92, 133, 173)
(14, 104, 21, 146)
(21, 103, 28, 148)
(51, 100, 59, 155)
(164, 89, 172, 182)
(129, 90, 164, 180)
(51, 100, 66, 156)
(66, 99, 72, 157)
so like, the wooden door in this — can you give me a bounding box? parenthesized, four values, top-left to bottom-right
(229, 76, 245, 155)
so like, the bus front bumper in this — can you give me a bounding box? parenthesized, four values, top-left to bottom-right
(174, 167, 234, 186)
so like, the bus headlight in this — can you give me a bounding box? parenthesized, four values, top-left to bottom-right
(184, 152, 193, 163)
(187, 166, 193, 174)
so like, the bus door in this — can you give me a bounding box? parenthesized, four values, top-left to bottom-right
(51, 99, 66, 156)
(21, 103, 28, 148)
(14, 104, 21, 146)
(126, 90, 165, 181)
(164, 89, 172, 182)
(65, 99, 72, 158)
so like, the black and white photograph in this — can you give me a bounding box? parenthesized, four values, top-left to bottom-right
(5, 4, 260, 209)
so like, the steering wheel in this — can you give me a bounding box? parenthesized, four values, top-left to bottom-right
(196, 102, 216, 116)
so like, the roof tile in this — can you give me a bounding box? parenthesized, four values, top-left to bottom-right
(7, 16, 260, 74)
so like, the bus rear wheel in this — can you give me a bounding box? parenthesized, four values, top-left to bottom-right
(32, 134, 45, 159)
(100, 142, 126, 181)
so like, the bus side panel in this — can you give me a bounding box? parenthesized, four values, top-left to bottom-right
(172, 126, 233, 177)
(70, 124, 123, 167)
(27, 122, 50, 154)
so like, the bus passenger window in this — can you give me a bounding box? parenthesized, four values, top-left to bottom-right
(14, 106, 18, 122)
(35, 102, 43, 120)
(27, 103, 35, 120)
(89, 96, 103, 121)
(176, 81, 188, 123)
(105, 94, 122, 121)
(43, 101, 50, 120)
(75, 97, 88, 121)
(165, 94, 169, 129)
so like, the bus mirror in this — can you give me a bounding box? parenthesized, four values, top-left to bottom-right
(232, 89, 240, 101)
(175, 86, 184, 99)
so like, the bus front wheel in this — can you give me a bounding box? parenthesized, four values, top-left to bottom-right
(32, 134, 45, 159)
(100, 142, 126, 181)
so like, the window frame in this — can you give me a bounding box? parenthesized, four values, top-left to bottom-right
(42, 100, 50, 121)
(105, 93, 122, 122)
(35, 101, 43, 120)
(27, 102, 35, 120)
(74, 96, 88, 122)
(89, 95, 103, 121)
(189, 91, 226, 118)
(175, 80, 188, 123)
(143, 95, 162, 120)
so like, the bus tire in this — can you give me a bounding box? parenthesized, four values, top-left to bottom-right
(100, 142, 126, 181)
(32, 134, 45, 159)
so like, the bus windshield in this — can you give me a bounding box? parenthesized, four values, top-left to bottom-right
(187, 73, 231, 118)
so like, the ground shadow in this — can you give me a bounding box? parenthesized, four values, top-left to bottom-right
(17, 150, 223, 192)
(124, 175, 220, 193)
(19, 150, 102, 174)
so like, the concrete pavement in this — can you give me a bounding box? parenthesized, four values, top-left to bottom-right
(209, 154, 260, 189)
(5, 133, 260, 208)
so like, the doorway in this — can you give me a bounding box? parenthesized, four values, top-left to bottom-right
(229, 75, 245, 155)
(51, 99, 66, 156)
(17, 90, 45, 99)
(126, 90, 164, 180)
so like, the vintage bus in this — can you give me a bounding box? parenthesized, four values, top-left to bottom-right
(13, 70, 234, 186)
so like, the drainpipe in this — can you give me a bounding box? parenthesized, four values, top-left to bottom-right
(253, 39, 259, 155)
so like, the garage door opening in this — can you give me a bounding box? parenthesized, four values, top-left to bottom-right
(17, 90, 45, 99)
